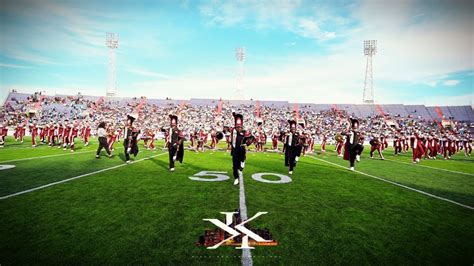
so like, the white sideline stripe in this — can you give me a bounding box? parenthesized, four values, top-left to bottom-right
(0, 150, 94, 163)
(323, 148, 474, 177)
(309, 156, 474, 211)
(384, 158, 474, 177)
(239, 172, 253, 266)
(0, 152, 167, 200)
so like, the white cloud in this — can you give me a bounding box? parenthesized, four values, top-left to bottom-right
(295, 17, 336, 41)
(1, 0, 112, 65)
(1, 46, 61, 65)
(443, 80, 460, 86)
(198, 0, 339, 41)
(0, 63, 34, 69)
(422, 93, 473, 107)
(126, 68, 174, 79)
(424, 81, 438, 87)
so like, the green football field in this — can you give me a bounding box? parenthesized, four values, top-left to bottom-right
(0, 137, 473, 265)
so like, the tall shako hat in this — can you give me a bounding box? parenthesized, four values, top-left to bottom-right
(288, 120, 297, 130)
(169, 114, 178, 126)
(233, 112, 243, 127)
(350, 118, 359, 129)
(127, 112, 138, 124)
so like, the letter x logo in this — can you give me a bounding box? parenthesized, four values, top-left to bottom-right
(203, 212, 271, 249)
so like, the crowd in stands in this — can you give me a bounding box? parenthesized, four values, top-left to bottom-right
(0, 92, 472, 160)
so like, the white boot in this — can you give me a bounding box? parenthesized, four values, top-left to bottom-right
(233, 178, 239, 185)
(356, 155, 360, 162)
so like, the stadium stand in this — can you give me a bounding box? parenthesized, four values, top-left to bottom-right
(3, 91, 474, 123)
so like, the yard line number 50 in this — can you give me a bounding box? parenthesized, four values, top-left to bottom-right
(189, 171, 292, 184)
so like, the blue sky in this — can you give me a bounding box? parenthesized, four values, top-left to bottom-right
(0, 0, 472, 105)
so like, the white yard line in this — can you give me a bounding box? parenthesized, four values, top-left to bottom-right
(0, 152, 167, 200)
(0, 150, 95, 163)
(323, 148, 474, 176)
(309, 156, 474, 211)
(239, 172, 253, 266)
(384, 158, 474, 177)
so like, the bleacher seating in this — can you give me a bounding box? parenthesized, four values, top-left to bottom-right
(3, 91, 474, 122)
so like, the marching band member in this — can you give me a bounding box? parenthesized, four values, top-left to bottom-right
(335, 133, 344, 157)
(108, 126, 117, 152)
(271, 129, 280, 150)
(429, 134, 439, 159)
(47, 122, 54, 146)
(2, 122, 8, 145)
(124, 113, 140, 163)
(393, 134, 402, 156)
(449, 136, 456, 158)
(284, 120, 301, 175)
(96, 122, 112, 159)
(167, 115, 185, 172)
(147, 128, 156, 150)
(304, 131, 313, 155)
(210, 128, 218, 149)
(401, 132, 408, 153)
(57, 122, 64, 147)
(411, 131, 424, 163)
(189, 129, 197, 149)
(343, 118, 364, 171)
(464, 136, 472, 157)
(19, 122, 26, 143)
(69, 120, 79, 152)
(224, 126, 232, 151)
(230, 113, 248, 185)
(369, 134, 384, 160)
(13, 123, 19, 141)
(62, 120, 70, 150)
(380, 134, 388, 151)
(83, 122, 91, 146)
(29, 121, 38, 147)
(197, 128, 206, 152)
(39, 124, 47, 144)
(163, 127, 170, 149)
(320, 133, 327, 152)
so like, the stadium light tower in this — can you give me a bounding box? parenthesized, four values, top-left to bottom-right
(106, 32, 119, 97)
(363, 40, 377, 104)
(235, 47, 246, 100)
